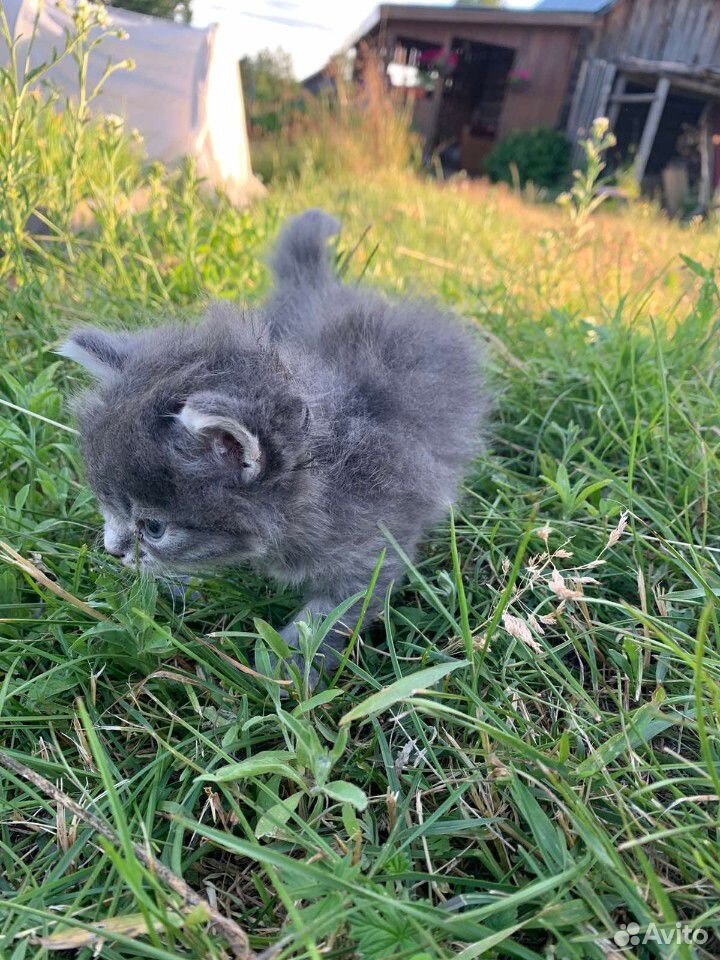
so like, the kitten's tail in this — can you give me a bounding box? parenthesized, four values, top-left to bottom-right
(268, 209, 340, 289)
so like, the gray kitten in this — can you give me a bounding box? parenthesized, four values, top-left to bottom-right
(60, 210, 487, 677)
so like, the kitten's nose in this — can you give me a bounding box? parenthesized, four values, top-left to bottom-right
(104, 525, 131, 558)
(103, 513, 132, 560)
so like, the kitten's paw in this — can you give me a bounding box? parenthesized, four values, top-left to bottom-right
(258, 622, 320, 694)
(279, 621, 300, 649)
(280, 622, 322, 692)
(263, 620, 347, 694)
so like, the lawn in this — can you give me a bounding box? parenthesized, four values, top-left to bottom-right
(2, 62, 720, 960)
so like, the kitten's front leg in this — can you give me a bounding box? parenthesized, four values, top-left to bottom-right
(274, 563, 399, 688)
(279, 595, 350, 688)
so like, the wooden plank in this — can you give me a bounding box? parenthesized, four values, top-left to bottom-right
(623, 0, 643, 57)
(498, 28, 579, 135)
(696, 4, 720, 68)
(567, 58, 616, 166)
(672, 0, 695, 60)
(565, 56, 589, 142)
(423, 31, 451, 159)
(614, 0, 635, 59)
(662, 0, 686, 60)
(610, 92, 656, 103)
(633, 75, 670, 183)
(656, 0, 677, 61)
(668, 75, 720, 99)
(688, 5, 712, 65)
(636, 0, 655, 59)
(597, 59, 617, 120)
(607, 72, 627, 129)
(638, 0, 658, 59)
(698, 104, 713, 212)
(376, 4, 597, 28)
(617, 55, 720, 82)
(596, 0, 720, 72)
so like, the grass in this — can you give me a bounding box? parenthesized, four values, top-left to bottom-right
(247, 48, 419, 187)
(3, 30, 720, 959)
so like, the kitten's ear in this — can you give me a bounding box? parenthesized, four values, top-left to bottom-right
(57, 328, 133, 382)
(55, 327, 131, 383)
(176, 397, 263, 482)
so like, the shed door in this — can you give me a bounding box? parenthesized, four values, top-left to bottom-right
(566, 58, 617, 164)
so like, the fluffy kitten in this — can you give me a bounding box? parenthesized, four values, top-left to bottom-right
(60, 210, 487, 677)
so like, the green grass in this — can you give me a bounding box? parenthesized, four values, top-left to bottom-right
(3, 98, 720, 958)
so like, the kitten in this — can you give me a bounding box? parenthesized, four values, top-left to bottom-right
(60, 209, 488, 679)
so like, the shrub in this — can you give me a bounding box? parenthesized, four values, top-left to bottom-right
(485, 127, 570, 190)
(241, 48, 305, 138)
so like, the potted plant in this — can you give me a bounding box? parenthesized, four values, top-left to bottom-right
(508, 68, 531, 92)
(417, 47, 458, 90)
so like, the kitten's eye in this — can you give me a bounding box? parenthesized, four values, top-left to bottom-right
(142, 519, 167, 541)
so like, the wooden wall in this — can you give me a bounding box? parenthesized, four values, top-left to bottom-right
(591, 0, 720, 71)
(383, 16, 587, 138)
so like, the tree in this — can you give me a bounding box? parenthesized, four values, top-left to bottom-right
(240, 48, 295, 107)
(106, 1, 192, 23)
(239, 48, 301, 137)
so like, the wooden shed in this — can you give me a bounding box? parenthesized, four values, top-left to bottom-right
(348, 1, 720, 205)
(566, 0, 720, 208)
(355, 3, 601, 173)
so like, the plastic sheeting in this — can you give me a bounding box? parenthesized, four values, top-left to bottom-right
(4, 0, 263, 203)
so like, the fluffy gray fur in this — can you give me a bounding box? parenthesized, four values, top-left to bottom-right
(60, 209, 488, 677)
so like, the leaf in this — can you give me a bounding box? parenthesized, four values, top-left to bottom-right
(0, 539, 107, 622)
(255, 792, 303, 839)
(510, 777, 567, 870)
(575, 703, 678, 778)
(340, 660, 467, 726)
(293, 688, 343, 713)
(322, 780, 368, 811)
(254, 617, 291, 659)
(679, 253, 711, 278)
(328, 726, 349, 768)
(24, 667, 81, 708)
(555, 462, 571, 499)
(573, 478, 611, 506)
(342, 803, 361, 838)
(277, 709, 323, 770)
(351, 904, 425, 959)
(36, 467, 58, 501)
(198, 750, 305, 787)
(14, 484, 30, 513)
(36, 910, 187, 950)
(455, 921, 526, 959)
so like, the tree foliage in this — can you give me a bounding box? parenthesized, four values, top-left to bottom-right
(106, 0, 191, 23)
(240, 48, 301, 136)
(240, 48, 295, 107)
